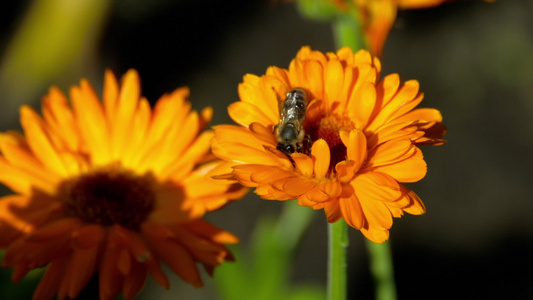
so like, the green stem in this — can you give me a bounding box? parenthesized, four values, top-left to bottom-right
(327, 219, 349, 300)
(366, 240, 397, 300)
(332, 5, 398, 300)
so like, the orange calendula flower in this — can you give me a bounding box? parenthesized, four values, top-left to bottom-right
(212, 46, 445, 243)
(330, 0, 491, 57)
(354, 0, 447, 57)
(0, 70, 247, 300)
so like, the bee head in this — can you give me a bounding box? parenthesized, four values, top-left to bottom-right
(277, 143, 295, 154)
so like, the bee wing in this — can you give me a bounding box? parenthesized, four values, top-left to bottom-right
(274, 88, 285, 120)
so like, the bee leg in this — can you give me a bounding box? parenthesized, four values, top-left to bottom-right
(302, 135, 312, 156)
(286, 154, 296, 167)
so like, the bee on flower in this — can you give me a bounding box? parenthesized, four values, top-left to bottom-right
(212, 46, 446, 243)
(274, 87, 311, 160)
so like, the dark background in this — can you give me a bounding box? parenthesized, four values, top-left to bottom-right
(1, 0, 532, 299)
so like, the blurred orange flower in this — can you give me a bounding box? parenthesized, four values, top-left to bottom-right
(330, 0, 492, 56)
(353, 0, 447, 56)
(212, 46, 445, 243)
(0, 70, 247, 300)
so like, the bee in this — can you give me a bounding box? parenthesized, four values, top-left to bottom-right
(274, 88, 311, 161)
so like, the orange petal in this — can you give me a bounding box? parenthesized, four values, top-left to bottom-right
(142, 222, 202, 288)
(292, 153, 314, 177)
(71, 224, 106, 249)
(335, 160, 358, 183)
(11, 264, 30, 283)
(297, 194, 316, 207)
(342, 129, 367, 168)
(265, 66, 290, 88)
(349, 82, 377, 129)
(305, 185, 330, 203)
(368, 138, 414, 167)
(103, 70, 120, 125)
(237, 79, 279, 124)
(71, 79, 110, 165)
(118, 248, 131, 275)
(393, 107, 442, 124)
(62, 244, 101, 299)
(352, 172, 402, 203)
(26, 218, 82, 242)
(323, 199, 342, 223)
(114, 225, 151, 265)
(324, 59, 344, 107)
(397, 0, 447, 9)
(353, 49, 374, 66)
(354, 181, 394, 230)
(120, 98, 152, 168)
(272, 177, 317, 197)
(20, 106, 69, 177)
(184, 220, 239, 244)
(366, 122, 418, 148)
(361, 226, 389, 243)
(317, 181, 342, 198)
(336, 47, 354, 64)
(303, 60, 325, 101)
(122, 260, 148, 299)
(373, 147, 427, 182)
(368, 80, 420, 131)
(170, 226, 229, 266)
(110, 70, 141, 160)
(401, 185, 426, 215)
(33, 257, 68, 300)
(256, 184, 294, 200)
(42, 87, 80, 152)
(306, 98, 325, 123)
(311, 139, 330, 180)
(231, 164, 292, 187)
(338, 184, 364, 229)
(375, 73, 400, 112)
(363, 1, 396, 57)
(248, 166, 294, 184)
(137, 92, 189, 163)
(249, 122, 277, 146)
(8, 200, 62, 234)
(99, 231, 125, 300)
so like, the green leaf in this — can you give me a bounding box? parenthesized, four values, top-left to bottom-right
(295, 0, 340, 22)
(215, 202, 324, 300)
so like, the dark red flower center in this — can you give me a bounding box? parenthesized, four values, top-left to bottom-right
(307, 114, 355, 172)
(61, 167, 156, 231)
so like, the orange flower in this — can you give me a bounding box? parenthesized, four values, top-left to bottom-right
(353, 0, 447, 57)
(212, 46, 445, 243)
(329, 0, 491, 56)
(0, 70, 247, 300)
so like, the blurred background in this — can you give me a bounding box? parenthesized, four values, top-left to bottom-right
(0, 0, 532, 299)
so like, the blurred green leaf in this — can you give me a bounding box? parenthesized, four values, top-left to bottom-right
(288, 285, 327, 300)
(0, 251, 44, 300)
(215, 202, 324, 300)
(0, 0, 112, 118)
(295, 0, 340, 21)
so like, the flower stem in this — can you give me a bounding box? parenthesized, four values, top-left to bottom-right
(332, 6, 398, 300)
(327, 219, 349, 300)
(366, 240, 397, 300)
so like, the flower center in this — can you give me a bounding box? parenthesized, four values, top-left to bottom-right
(307, 114, 355, 172)
(61, 167, 156, 231)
